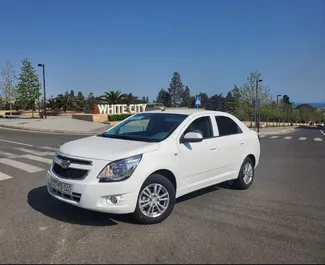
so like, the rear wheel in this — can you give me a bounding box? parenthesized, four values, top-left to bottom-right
(233, 157, 255, 190)
(132, 174, 176, 224)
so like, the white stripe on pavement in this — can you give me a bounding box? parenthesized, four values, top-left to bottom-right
(21, 154, 53, 164)
(38, 146, 59, 151)
(0, 158, 44, 173)
(314, 138, 323, 142)
(0, 172, 12, 181)
(14, 148, 55, 156)
(299, 137, 307, 140)
(270, 136, 279, 139)
(284, 136, 292, 140)
(259, 135, 266, 138)
(321, 130, 325, 136)
(0, 138, 33, 147)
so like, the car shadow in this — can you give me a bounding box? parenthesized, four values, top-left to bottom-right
(27, 186, 138, 226)
(28, 181, 236, 226)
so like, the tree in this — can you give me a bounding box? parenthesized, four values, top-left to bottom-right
(99, 90, 126, 104)
(16, 58, 41, 116)
(84, 92, 98, 113)
(155, 88, 171, 107)
(225, 91, 235, 114)
(75, 91, 86, 111)
(239, 71, 272, 118)
(180, 85, 191, 107)
(167, 72, 184, 107)
(55, 91, 77, 112)
(206, 94, 226, 111)
(0, 61, 17, 115)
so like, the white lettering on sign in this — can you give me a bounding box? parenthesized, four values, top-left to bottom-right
(97, 104, 147, 115)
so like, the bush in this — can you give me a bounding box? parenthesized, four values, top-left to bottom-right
(108, 114, 132, 121)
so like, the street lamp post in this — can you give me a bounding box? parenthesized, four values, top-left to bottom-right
(276, 94, 281, 126)
(38, 63, 47, 119)
(255, 79, 262, 132)
(291, 101, 295, 125)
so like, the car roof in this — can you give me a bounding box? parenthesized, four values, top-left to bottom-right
(144, 108, 228, 116)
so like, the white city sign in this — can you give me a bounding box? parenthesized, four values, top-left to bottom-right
(97, 104, 147, 115)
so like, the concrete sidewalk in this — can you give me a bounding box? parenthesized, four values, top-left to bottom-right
(0, 116, 298, 135)
(250, 126, 297, 135)
(0, 116, 110, 135)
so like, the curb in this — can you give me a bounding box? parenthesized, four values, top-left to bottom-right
(257, 128, 297, 135)
(0, 124, 102, 135)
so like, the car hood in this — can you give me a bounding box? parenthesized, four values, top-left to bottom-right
(58, 135, 160, 161)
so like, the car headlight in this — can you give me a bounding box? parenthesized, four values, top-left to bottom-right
(97, 154, 142, 182)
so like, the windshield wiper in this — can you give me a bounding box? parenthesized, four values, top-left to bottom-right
(98, 134, 159, 142)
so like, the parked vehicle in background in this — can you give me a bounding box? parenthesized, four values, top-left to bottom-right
(317, 122, 324, 128)
(145, 103, 165, 111)
(47, 109, 261, 224)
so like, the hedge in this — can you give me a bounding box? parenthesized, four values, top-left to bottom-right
(108, 114, 133, 121)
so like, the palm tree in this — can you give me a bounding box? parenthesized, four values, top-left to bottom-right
(123, 93, 139, 105)
(99, 90, 126, 104)
(55, 91, 77, 112)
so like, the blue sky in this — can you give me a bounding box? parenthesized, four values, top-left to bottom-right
(0, 0, 324, 103)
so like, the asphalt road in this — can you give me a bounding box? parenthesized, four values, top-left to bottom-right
(0, 127, 324, 264)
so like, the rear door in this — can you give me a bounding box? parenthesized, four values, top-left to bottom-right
(213, 115, 245, 179)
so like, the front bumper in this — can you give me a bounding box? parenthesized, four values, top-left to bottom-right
(46, 169, 139, 215)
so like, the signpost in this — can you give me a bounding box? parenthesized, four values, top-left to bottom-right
(195, 96, 201, 108)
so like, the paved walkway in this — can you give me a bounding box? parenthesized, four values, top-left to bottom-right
(250, 126, 297, 135)
(0, 116, 110, 135)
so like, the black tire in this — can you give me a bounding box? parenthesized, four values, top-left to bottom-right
(233, 157, 255, 190)
(132, 174, 176, 225)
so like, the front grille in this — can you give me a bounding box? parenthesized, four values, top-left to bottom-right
(56, 155, 92, 166)
(53, 163, 88, 180)
(50, 186, 81, 203)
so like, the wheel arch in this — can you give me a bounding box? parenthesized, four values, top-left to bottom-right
(148, 169, 177, 191)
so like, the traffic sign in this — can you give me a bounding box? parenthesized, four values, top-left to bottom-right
(195, 96, 201, 107)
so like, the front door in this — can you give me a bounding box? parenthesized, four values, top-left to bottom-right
(176, 115, 219, 196)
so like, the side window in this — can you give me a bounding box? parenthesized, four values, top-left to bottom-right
(184, 116, 213, 139)
(215, 116, 242, 137)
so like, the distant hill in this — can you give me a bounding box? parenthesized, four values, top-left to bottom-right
(293, 102, 325, 109)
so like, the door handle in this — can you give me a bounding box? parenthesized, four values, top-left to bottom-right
(241, 141, 245, 145)
(210, 147, 217, 151)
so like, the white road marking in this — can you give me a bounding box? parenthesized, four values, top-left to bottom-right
(38, 146, 58, 151)
(270, 136, 279, 139)
(299, 137, 307, 140)
(314, 138, 323, 142)
(283, 136, 292, 140)
(0, 158, 44, 173)
(0, 172, 12, 181)
(14, 148, 55, 156)
(259, 135, 266, 138)
(0, 138, 33, 147)
(22, 154, 53, 164)
(321, 130, 325, 136)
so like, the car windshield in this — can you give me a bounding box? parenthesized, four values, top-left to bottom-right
(100, 112, 188, 142)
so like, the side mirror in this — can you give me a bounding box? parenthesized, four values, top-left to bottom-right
(182, 132, 203, 143)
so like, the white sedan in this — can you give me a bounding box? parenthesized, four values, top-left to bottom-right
(47, 109, 261, 224)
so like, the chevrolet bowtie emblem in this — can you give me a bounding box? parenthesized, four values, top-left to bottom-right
(60, 160, 71, 169)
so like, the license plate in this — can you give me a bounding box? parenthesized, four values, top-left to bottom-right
(49, 178, 72, 194)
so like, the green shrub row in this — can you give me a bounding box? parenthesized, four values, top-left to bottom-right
(108, 114, 132, 121)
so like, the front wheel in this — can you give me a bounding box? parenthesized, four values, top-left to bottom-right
(132, 174, 176, 224)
